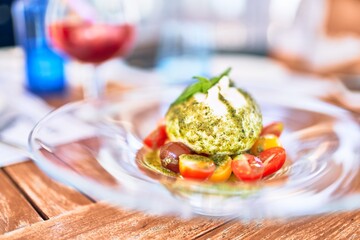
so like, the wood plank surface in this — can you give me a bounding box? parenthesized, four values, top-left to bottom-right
(197, 211, 360, 240)
(53, 141, 118, 186)
(0, 170, 42, 234)
(1, 203, 228, 240)
(2, 200, 360, 240)
(3, 161, 92, 219)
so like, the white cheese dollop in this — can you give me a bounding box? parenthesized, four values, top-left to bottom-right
(194, 76, 247, 116)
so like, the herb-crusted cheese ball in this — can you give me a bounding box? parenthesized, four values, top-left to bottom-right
(165, 76, 262, 155)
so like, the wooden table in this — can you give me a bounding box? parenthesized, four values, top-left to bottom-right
(1, 88, 360, 240)
(0, 160, 360, 240)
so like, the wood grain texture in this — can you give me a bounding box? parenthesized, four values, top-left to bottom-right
(53, 141, 118, 186)
(44, 83, 130, 108)
(326, 0, 360, 36)
(1, 199, 360, 240)
(197, 211, 360, 240)
(1, 203, 228, 240)
(0, 170, 42, 234)
(3, 161, 92, 219)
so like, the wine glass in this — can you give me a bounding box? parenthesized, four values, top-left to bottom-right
(46, 0, 137, 99)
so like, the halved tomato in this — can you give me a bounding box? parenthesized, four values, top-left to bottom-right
(209, 156, 232, 182)
(258, 147, 286, 177)
(231, 154, 264, 181)
(250, 134, 282, 155)
(143, 125, 168, 149)
(261, 122, 284, 137)
(179, 154, 216, 180)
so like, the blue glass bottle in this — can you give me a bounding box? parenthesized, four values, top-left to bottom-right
(12, 0, 66, 94)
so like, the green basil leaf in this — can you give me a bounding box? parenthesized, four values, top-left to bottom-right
(193, 76, 209, 83)
(210, 67, 232, 85)
(171, 67, 232, 106)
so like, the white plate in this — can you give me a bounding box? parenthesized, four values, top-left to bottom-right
(0, 93, 7, 115)
(209, 54, 337, 98)
(332, 76, 360, 112)
(29, 86, 360, 219)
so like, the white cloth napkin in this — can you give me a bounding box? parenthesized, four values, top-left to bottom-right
(0, 47, 45, 166)
(0, 90, 97, 167)
(0, 48, 96, 167)
(0, 89, 50, 166)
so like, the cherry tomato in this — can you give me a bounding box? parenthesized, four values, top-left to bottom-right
(261, 122, 284, 137)
(143, 125, 168, 149)
(250, 134, 282, 155)
(258, 147, 286, 177)
(209, 156, 232, 182)
(160, 142, 192, 173)
(231, 154, 264, 181)
(179, 154, 216, 180)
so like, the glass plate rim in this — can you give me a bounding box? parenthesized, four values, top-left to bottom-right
(28, 85, 360, 218)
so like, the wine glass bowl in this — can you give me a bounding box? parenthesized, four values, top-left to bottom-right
(29, 85, 360, 218)
(46, 0, 137, 98)
(48, 22, 135, 64)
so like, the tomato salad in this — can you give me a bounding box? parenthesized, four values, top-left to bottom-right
(143, 121, 286, 182)
(140, 69, 287, 182)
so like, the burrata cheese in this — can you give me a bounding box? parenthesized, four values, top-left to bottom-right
(165, 76, 262, 155)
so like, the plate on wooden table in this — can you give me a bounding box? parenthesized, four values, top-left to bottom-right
(28, 85, 360, 219)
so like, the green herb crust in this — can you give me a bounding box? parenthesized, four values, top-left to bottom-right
(143, 150, 178, 177)
(210, 155, 232, 166)
(165, 88, 262, 155)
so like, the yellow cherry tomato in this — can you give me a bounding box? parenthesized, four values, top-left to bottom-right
(250, 134, 282, 156)
(209, 156, 232, 182)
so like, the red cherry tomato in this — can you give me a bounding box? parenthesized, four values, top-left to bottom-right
(160, 142, 192, 173)
(261, 122, 284, 137)
(231, 154, 264, 181)
(258, 147, 286, 177)
(179, 154, 216, 180)
(143, 125, 168, 149)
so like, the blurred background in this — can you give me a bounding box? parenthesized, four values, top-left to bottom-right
(1, 0, 270, 57)
(1, 0, 360, 70)
(0, 0, 359, 107)
(0, 0, 15, 47)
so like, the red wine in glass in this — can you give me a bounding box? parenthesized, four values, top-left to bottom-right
(49, 22, 135, 64)
(45, 0, 138, 99)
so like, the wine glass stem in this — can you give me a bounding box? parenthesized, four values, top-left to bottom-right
(84, 64, 105, 99)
